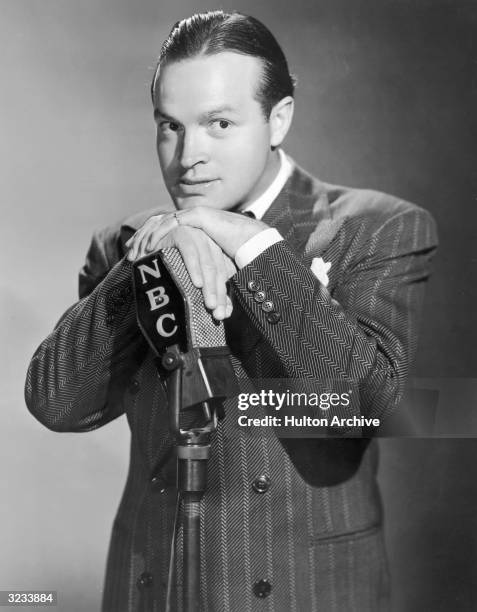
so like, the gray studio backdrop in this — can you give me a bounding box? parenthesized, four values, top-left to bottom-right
(1, 1, 475, 610)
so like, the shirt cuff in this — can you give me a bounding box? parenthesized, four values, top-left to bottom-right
(235, 228, 284, 269)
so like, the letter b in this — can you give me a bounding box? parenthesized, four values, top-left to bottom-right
(146, 286, 170, 310)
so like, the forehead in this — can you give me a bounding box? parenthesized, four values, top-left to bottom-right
(153, 52, 263, 116)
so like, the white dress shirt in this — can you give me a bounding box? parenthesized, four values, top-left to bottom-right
(234, 149, 292, 269)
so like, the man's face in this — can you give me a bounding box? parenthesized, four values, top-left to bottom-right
(153, 52, 278, 211)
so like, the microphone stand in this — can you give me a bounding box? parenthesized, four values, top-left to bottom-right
(161, 345, 218, 612)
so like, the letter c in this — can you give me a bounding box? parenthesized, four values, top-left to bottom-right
(156, 313, 178, 338)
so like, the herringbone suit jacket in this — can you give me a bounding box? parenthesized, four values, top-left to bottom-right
(25, 161, 437, 611)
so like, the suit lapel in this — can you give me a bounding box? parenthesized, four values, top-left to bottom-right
(262, 162, 345, 263)
(261, 186, 298, 247)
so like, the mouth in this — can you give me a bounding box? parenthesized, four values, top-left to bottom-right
(175, 177, 219, 194)
(179, 178, 218, 186)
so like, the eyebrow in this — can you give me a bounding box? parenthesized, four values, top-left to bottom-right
(199, 105, 238, 119)
(153, 108, 176, 122)
(153, 105, 239, 123)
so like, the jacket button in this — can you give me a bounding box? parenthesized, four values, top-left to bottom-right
(254, 290, 266, 303)
(252, 475, 271, 494)
(247, 280, 261, 292)
(129, 379, 140, 394)
(136, 572, 153, 590)
(106, 314, 115, 325)
(253, 579, 272, 598)
(261, 300, 274, 313)
(266, 311, 281, 324)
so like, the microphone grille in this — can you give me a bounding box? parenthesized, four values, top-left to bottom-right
(160, 248, 227, 348)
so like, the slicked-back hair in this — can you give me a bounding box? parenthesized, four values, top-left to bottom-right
(151, 11, 296, 118)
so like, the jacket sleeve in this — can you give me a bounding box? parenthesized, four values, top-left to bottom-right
(25, 229, 147, 432)
(231, 206, 438, 421)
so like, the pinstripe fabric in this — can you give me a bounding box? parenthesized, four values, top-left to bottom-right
(25, 161, 437, 611)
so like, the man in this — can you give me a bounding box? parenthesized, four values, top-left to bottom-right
(25, 11, 437, 612)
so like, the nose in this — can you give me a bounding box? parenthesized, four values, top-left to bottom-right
(179, 128, 209, 169)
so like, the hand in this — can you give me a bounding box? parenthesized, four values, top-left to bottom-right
(127, 208, 268, 260)
(126, 218, 236, 320)
(176, 207, 270, 257)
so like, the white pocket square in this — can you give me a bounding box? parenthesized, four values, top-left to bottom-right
(310, 257, 331, 287)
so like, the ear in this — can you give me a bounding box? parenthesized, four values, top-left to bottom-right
(269, 96, 294, 148)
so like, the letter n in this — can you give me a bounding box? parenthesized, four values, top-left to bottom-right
(138, 259, 161, 284)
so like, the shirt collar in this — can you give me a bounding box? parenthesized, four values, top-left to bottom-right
(242, 149, 293, 220)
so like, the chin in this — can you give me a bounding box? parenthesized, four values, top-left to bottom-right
(175, 196, 234, 211)
(174, 195, 209, 210)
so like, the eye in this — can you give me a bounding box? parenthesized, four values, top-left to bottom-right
(159, 121, 180, 133)
(209, 118, 233, 134)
